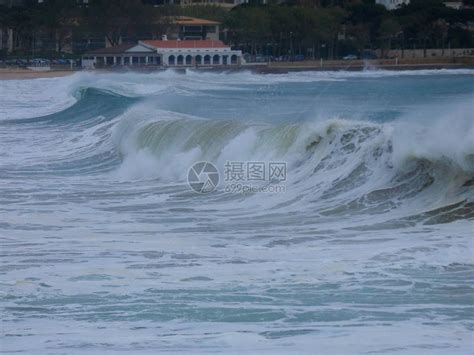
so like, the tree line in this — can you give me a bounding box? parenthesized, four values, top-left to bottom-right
(0, 0, 473, 59)
(226, 0, 474, 59)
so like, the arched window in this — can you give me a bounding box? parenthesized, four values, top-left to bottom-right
(230, 55, 238, 65)
(185, 55, 193, 65)
(212, 55, 220, 65)
(195, 55, 202, 65)
(204, 55, 211, 65)
(177, 55, 184, 65)
(168, 55, 176, 66)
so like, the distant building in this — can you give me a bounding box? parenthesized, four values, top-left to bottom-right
(142, 39, 242, 66)
(144, 0, 248, 7)
(179, 0, 249, 7)
(82, 43, 157, 68)
(167, 16, 221, 41)
(82, 39, 242, 68)
(375, 0, 410, 10)
(444, 1, 463, 10)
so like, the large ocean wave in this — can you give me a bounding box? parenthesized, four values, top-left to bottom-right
(2, 72, 472, 226)
(2, 69, 474, 354)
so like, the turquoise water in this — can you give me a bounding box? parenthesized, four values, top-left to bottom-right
(1, 69, 473, 354)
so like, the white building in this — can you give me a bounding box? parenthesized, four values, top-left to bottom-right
(82, 39, 242, 68)
(82, 43, 158, 69)
(376, 0, 410, 10)
(444, 2, 463, 10)
(140, 39, 242, 66)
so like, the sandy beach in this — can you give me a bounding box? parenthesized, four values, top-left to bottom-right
(1, 59, 473, 80)
(0, 68, 77, 80)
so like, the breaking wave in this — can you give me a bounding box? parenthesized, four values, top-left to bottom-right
(2, 70, 473, 226)
(111, 103, 473, 222)
(3, 68, 474, 355)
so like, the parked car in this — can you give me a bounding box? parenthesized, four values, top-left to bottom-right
(16, 59, 28, 67)
(343, 54, 358, 60)
(31, 58, 50, 66)
(274, 55, 291, 62)
(55, 59, 71, 65)
(293, 54, 305, 61)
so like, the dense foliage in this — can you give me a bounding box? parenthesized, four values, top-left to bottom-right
(0, 0, 472, 58)
(225, 0, 474, 58)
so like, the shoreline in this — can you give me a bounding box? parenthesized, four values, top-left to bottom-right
(236, 62, 474, 74)
(1, 62, 473, 79)
(0, 68, 77, 80)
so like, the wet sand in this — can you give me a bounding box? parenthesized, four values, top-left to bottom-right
(0, 68, 77, 80)
(1, 61, 472, 79)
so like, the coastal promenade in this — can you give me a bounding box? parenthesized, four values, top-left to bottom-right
(262, 56, 474, 72)
(1, 56, 473, 79)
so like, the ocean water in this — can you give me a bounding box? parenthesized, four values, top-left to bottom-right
(0, 69, 473, 354)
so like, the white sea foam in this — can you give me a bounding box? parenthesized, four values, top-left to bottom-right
(1, 70, 473, 354)
(2, 68, 473, 121)
(392, 97, 474, 173)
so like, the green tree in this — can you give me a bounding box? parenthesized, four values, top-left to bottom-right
(33, 0, 79, 52)
(0, 5, 35, 55)
(378, 18, 401, 56)
(225, 7, 271, 55)
(83, 0, 154, 46)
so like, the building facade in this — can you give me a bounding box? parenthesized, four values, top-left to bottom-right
(82, 39, 242, 68)
(167, 17, 220, 41)
(144, 0, 248, 7)
(82, 43, 158, 69)
(141, 39, 241, 66)
(443, 2, 463, 10)
(375, 0, 410, 10)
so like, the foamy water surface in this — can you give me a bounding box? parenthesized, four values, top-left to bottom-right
(1, 69, 473, 354)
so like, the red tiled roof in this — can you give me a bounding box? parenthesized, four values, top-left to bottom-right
(141, 40, 228, 49)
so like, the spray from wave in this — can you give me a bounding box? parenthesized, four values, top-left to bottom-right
(2, 70, 474, 354)
(1, 70, 472, 223)
(109, 96, 473, 224)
